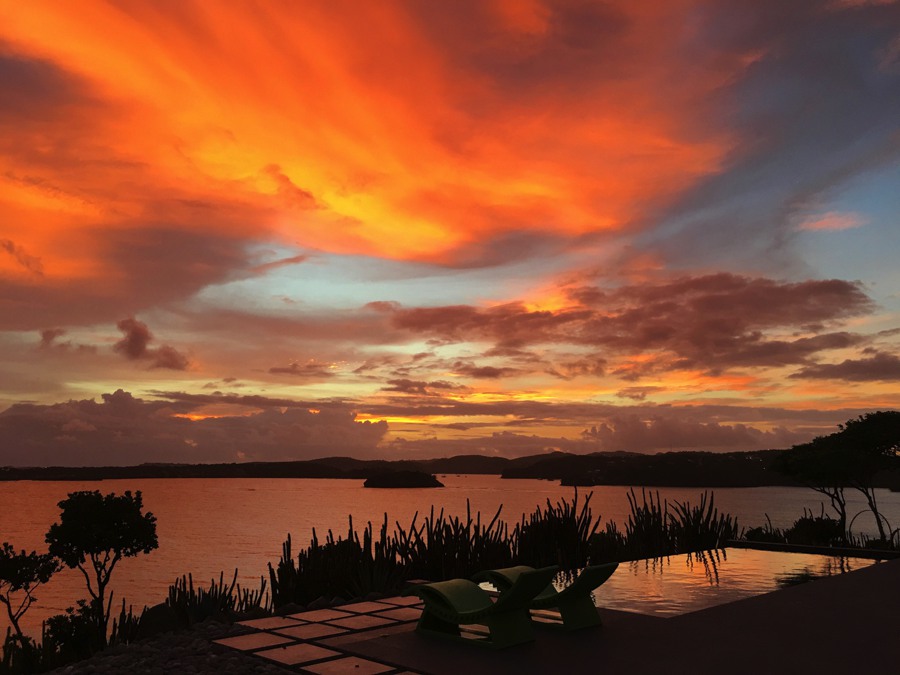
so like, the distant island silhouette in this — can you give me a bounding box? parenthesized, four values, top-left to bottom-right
(2, 449, 899, 489)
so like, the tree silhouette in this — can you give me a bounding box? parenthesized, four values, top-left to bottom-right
(0, 543, 61, 638)
(777, 411, 900, 542)
(45, 490, 158, 644)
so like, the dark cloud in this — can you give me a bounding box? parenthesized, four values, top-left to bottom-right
(201, 377, 242, 390)
(384, 414, 807, 458)
(0, 388, 860, 463)
(381, 379, 467, 396)
(547, 356, 607, 380)
(790, 350, 900, 381)
(113, 318, 190, 370)
(37, 327, 96, 354)
(152, 391, 326, 409)
(580, 415, 801, 453)
(359, 396, 875, 452)
(0, 226, 260, 332)
(114, 318, 152, 359)
(0, 389, 387, 466)
(0, 48, 96, 130)
(249, 253, 310, 276)
(412, 1, 632, 100)
(451, 362, 520, 379)
(383, 431, 590, 459)
(39, 328, 65, 348)
(423, 229, 575, 270)
(152, 389, 866, 434)
(389, 274, 873, 376)
(268, 360, 335, 379)
(392, 302, 588, 347)
(1, 239, 44, 276)
(616, 387, 665, 401)
(151, 345, 190, 371)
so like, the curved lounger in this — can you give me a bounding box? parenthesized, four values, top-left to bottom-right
(474, 562, 618, 631)
(402, 565, 558, 649)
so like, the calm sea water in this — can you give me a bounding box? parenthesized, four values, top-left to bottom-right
(2, 475, 898, 636)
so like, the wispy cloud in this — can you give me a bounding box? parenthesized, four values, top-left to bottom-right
(797, 211, 867, 231)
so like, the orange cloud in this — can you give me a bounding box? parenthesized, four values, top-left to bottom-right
(0, 1, 737, 271)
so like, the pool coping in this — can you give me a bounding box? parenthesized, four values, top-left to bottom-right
(725, 539, 900, 559)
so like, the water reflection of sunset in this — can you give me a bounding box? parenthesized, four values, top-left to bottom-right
(595, 548, 876, 617)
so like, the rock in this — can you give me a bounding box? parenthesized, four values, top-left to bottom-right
(135, 603, 180, 640)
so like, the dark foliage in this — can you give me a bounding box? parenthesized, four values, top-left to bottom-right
(0, 632, 40, 675)
(514, 491, 600, 569)
(776, 411, 900, 543)
(589, 489, 740, 562)
(45, 490, 158, 644)
(270, 517, 411, 607)
(42, 600, 104, 665)
(783, 509, 845, 546)
(166, 570, 269, 627)
(0, 545, 60, 639)
(395, 503, 514, 582)
(744, 515, 785, 544)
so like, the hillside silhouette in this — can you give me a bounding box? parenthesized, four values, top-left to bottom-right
(3, 449, 899, 488)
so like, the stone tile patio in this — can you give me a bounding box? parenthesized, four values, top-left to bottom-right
(213, 595, 427, 674)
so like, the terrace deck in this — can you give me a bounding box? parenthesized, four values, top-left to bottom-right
(217, 555, 900, 674)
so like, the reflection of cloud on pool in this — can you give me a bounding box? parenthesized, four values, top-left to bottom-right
(592, 548, 877, 617)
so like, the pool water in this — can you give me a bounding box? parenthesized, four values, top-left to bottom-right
(588, 548, 879, 617)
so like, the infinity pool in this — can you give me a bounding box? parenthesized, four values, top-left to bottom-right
(589, 548, 879, 617)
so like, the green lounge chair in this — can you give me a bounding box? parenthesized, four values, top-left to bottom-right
(474, 562, 618, 631)
(401, 565, 558, 649)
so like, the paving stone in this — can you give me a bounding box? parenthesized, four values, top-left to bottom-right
(326, 614, 397, 630)
(336, 601, 396, 613)
(212, 632, 294, 651)
(375, 607, 422, 622)
(302, 656, 395, 675)
(255, 642, 340, 666)
(290, 608, 355, 622)
(273, 623, 349, 640)
(379, 596, 423, 607)
(238, 616, 304, 630)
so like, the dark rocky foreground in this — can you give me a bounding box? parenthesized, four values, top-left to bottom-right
(46, 621, 285, 675)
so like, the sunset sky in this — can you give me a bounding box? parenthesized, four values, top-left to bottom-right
(1, 0, 899, 466)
